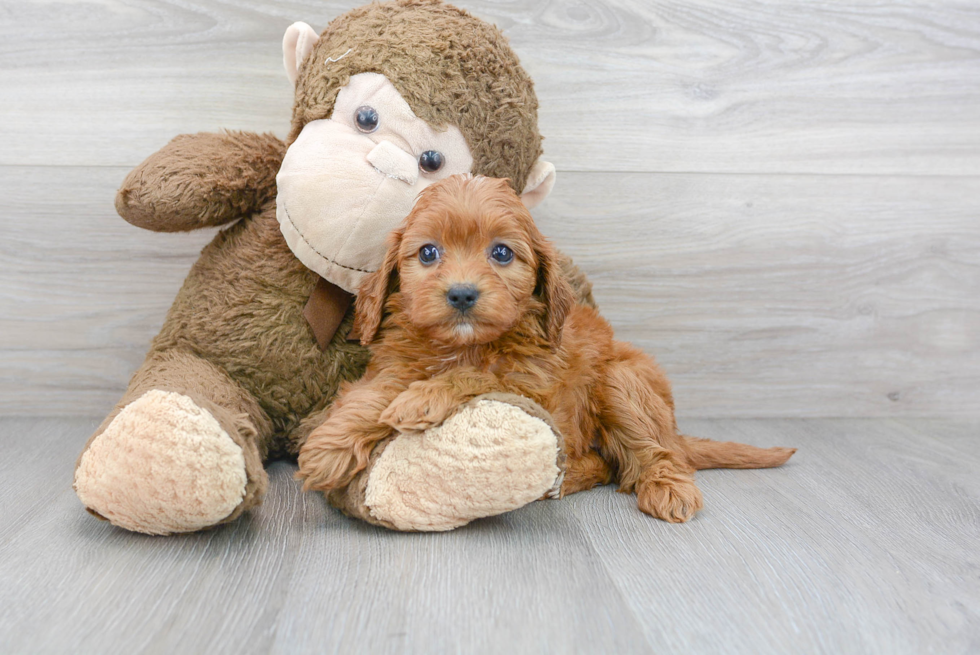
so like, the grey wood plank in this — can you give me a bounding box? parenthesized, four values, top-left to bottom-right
(271, 499, 653, 655)
(1, 418, 977, 654)
(891, 419, 980, 466)
(522, 0, 980, 176)
(0, 418, 100, 545)
(2, 0, 979, 174)
(0, 166, 217, 417)
(0, 445, 308, 654)
(4, 167, 977, 418)
(569, 418, 980, 654)
(0, 418, 653, 655)
(536, 172, 980, 418)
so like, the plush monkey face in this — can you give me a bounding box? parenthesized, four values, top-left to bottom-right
(277, 73, 475, 293)
(277, 2, 556, 295)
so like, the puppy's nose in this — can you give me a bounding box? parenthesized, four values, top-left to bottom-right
(446, 284, 480, 312)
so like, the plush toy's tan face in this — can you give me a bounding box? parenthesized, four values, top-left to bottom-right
(276, 15, 556, 295)
(276, 72, 474, 294)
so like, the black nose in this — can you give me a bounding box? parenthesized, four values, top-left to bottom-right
(446, 284, 480, 311)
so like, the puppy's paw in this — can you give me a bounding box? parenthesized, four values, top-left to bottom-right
(297, 431, 363, 492)
(636, 476, 704, 523)
(380, 387, 453, 432)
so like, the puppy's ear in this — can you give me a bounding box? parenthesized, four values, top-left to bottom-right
(532, 229, 575, 348)
(353, 227, 403, 345)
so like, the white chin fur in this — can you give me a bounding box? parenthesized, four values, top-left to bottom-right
(453, 323, 475, 339)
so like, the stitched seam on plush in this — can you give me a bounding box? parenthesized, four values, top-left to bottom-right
(281, 203, 376, 274)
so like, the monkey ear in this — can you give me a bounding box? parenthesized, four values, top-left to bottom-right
(283, 22, 320, 86)
(353, 228, 404, 345)
(521, 159, 557, 209)
(533, 231, 575, 348)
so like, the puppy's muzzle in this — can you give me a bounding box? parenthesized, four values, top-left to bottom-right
(446, 284, 480, 312)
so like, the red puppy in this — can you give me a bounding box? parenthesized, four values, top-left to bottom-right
(297, 175, 795, 522)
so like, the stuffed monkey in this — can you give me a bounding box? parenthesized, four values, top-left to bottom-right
(73, 0, 610, 535)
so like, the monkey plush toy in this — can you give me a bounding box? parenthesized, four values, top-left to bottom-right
(72, 0, 609, 535)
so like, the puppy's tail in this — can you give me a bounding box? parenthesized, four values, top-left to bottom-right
(680, 435, 796, 470)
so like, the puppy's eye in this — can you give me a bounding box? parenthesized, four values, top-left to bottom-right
(419, 244, 440, 265)
(490, 244, 514, 265)
(355, 106, 379, 133)
(419, 150, 444, 173)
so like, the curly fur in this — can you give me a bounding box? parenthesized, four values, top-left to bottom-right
(291, 0, 543, 193)
(117, 131, 286, 232)
(297, 176, 797, 522)
(79, 0, 598, 530)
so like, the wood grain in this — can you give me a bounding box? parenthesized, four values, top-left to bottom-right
(536, 172, 980, 417)
(1, 0, 978, 174)
(3, 167, 977, 417)
(572, 418, 980, 654)
(0, 418, 976, 653)
(3, 1, 978, 652)
(271, 499, 652, 654)
(2, 0, 979, 417)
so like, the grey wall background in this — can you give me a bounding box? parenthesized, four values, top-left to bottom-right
(2, 0, 978, 418)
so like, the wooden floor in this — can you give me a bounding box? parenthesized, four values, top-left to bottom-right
(0, 417, 976, 654)
(2, 1, 979, 653)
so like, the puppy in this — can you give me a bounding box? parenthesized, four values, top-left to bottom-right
(297, 175, 795, 522)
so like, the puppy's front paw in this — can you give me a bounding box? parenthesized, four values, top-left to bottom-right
(636, 476, 704, 523)
(297, 433, 362, 492)
(380, 387, 451, 432)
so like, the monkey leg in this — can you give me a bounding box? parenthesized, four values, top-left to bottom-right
(74, 350, 274, 535)
(319, 393, 567, 532)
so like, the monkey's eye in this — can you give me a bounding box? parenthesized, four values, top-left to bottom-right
(355, 106, 379, 133)
(490, 244, 514, 265)
(418, 150, 444, 173)
(419, 244, 440, 265)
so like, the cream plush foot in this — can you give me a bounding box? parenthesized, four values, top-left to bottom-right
(354, 394, 565, 531)
(74, 390, 249, 535)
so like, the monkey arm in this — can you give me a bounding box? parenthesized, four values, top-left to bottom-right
(115, 131, 286, 232)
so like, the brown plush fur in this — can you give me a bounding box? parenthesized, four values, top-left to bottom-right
(116, 131, 286, 232)
(78, 350, 273, 523)
(79, 0, 596, 529)
(106, 137, 594, 462)
(291, 0, 543, 193)
(297, 176, 796, 522)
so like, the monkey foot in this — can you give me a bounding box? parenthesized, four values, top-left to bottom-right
(359, 394, 564, 531)
(74, 390, 248, 535)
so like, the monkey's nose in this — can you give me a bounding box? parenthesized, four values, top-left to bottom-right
(447, 284, 480, 312)
(366, 140, 418, 185)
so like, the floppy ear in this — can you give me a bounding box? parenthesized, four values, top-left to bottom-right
(532, 230, 575, 348)
(353, 227, 403, 345)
